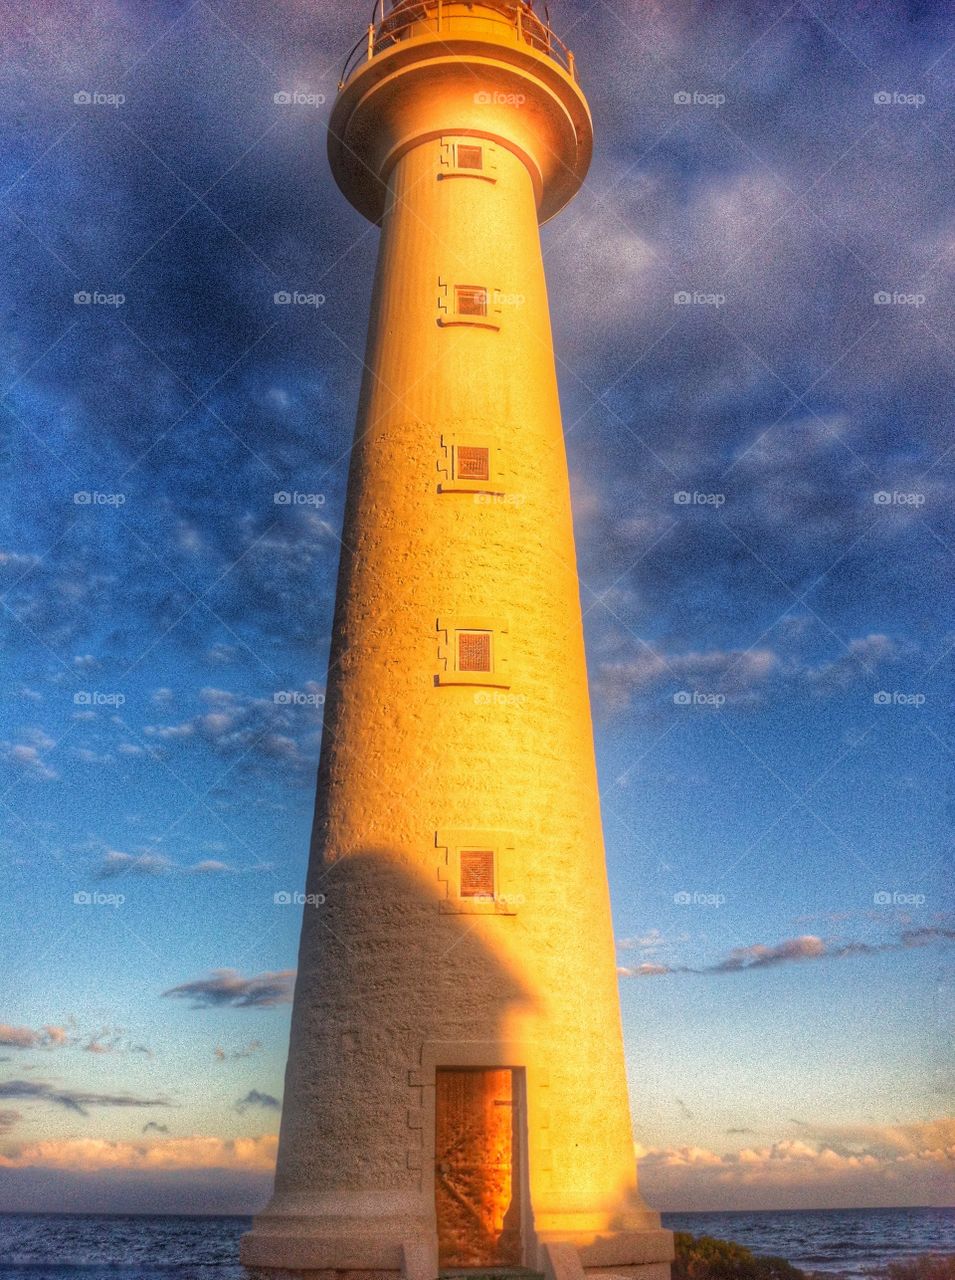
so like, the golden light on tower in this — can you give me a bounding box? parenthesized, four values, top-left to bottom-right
(242, 2, 674, 1276)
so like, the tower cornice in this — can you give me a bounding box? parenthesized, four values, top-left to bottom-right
(328, 10, 593, 225)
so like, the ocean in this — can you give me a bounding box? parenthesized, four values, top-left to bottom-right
(0, 1208, 951, 1278)
(663, 1208, 955, 1273)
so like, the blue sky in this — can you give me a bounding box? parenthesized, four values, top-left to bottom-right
(0, 0, 952, 1214)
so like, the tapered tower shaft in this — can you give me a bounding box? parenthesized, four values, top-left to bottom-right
(243, 4, 673, 1276)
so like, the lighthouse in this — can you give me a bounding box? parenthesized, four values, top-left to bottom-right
(242, 3, 673, 1278)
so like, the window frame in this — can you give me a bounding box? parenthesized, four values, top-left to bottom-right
(437, 276, 502, 330)
(437, 432, 505, 495)
(435, 616, 510, 688)
(438, 137, 499, 184)
(435, 828, 518, 916)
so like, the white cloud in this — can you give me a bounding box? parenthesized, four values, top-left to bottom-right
(0, 730, 58, 781)
(95, 851, 173, 879)
(634, 1119, 955, 1209)
(0, 1133, 278, 1173)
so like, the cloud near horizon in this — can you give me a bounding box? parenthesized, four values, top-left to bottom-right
(633, 1118, 955, 1210)
(0, 1133, 277, 1174)
(0, 1122, 947, 1212)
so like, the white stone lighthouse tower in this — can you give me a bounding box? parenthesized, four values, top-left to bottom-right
(242, 3, 672, 1277)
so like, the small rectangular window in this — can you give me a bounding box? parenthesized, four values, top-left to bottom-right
(460, 849, 494, 898)
(457, 630, 492, 673)
(455, 445, 490, 481)
(456, 144, 484, 170)
(455, 285, 488, 317)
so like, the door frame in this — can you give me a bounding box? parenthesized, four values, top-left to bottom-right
(418, 1040, 538, 1269)
(434, 1066, 522, 1268)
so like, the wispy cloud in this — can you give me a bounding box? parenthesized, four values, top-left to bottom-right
(234, 1089, 280, 1114)
(804, 634, 907, 693)
(143, 686, 324, 776)
(594, 645, 778, 712)
(93, 850, 241, 879)
(214, 1040, 262, 1062)
(162, 969, 295, 1009)
(95, 852, 174, 879)
(594, 630, 912, 714)
(0, 1080, 171, 1117)
(0, 1024, 72, 1051)
(619, 928, 955, 977)
(0, 1110, 21, 1135)
(0, 729, 58, 781)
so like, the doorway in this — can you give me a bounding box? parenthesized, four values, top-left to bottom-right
(434, 1067, 523, 1268)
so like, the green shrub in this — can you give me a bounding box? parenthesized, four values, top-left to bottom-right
(672, 1232, 806, 1280)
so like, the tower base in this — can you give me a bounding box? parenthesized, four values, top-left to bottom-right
(240, 1226, 675, 1280)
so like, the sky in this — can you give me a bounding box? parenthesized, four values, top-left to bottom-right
(0, 0, 953, 1216)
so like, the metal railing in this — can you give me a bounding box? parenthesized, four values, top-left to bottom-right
(338, 0, 578, 90)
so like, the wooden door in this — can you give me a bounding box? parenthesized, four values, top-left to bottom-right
(435, 1068, 521, 1268)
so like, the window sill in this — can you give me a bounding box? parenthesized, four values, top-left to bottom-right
(437, 315, 501, 331)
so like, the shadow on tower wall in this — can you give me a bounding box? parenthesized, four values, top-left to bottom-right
(273, 848, 538, 1198)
